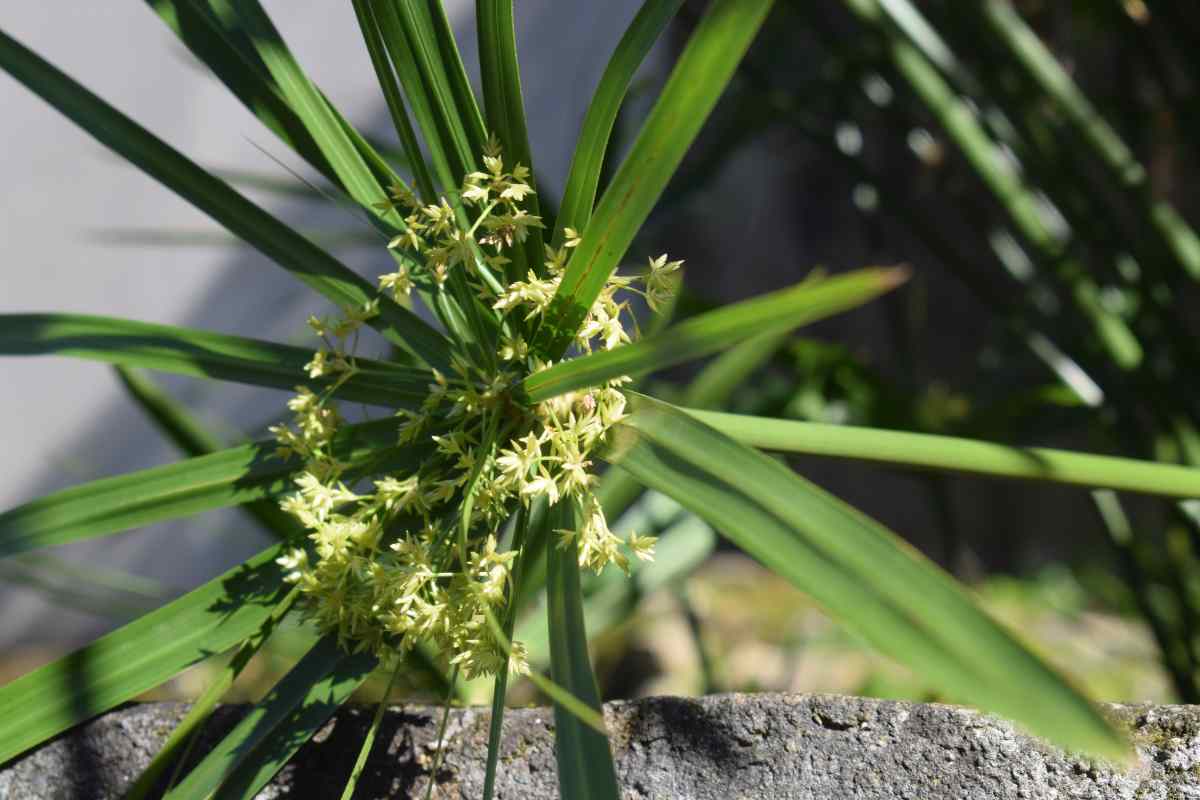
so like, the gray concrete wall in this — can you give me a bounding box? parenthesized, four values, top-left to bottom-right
(3, 694, 1199, 798)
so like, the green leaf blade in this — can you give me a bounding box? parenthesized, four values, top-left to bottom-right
(229, 0, 396, 221)
(144, 0, 338, 184)
(546, 502, 621, 800)
(0, 420, 413, 558)
(123, 589, 301, 800)
(0, 27, 453, 370)
(1, 313, 432, 408)
(164, 635, 375, 800)
(0, 544, 290, 765)
(554, 0, 684, 247)
(536, 0, 775, 356)
(609, 394, 1127, 761)
(524, 267, 906, 402)
(685, 408, 1200, 499)
(477, 0, 544, 282)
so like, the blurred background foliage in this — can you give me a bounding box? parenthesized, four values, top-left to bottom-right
(7, 0, 1200, 710)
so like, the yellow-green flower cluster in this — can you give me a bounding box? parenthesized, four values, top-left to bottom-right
(270, 141, 678, 676)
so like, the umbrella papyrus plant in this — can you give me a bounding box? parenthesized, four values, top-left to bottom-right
(5, 0, 1196, 796)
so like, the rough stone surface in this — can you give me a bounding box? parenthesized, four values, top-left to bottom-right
(4, 694, 1200, 798)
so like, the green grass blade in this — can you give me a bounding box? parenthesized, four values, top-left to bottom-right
(352, 0, 437, 200)
(477, 0, 544, 281)
(337, 659, 402, 800)
(481, 505, 530, 800)
(0, 544, 290, 764)
(535, 0, 774, 357)
(2, 313, 432, 408)
(208, 654, 377, 800)
(609, 394, 1127, 760)
(359, 8, 513, 360)
(383, 2, 479, 186)
(428, 0, 487, 159)
(124, 589, 302, 800)
(553, 0, 683, 249)
(116, 366, 226, 456)
(148, 0, 403, 196)
(546, 501, 621, 800)
(228, 0, 400, 224)
(143, 0, 338, 183)
(0, 27, 453, 370)
(114, 367, 303, 542)
(0, 419, 416, 558)
(371, 0, 456, 198)
(683, 407, 1200, 499)
(524, 267, 905, 402)
(164, 635, 376, 800)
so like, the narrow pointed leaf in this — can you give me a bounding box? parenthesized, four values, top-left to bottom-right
(383, 2, 478, 184)
(0, 544, 290, 765)
(148, 0, 405, 197)
(114, 367, 303, 542)
(124, 589, 302, 800)
(608, 394, 1127, 760)
(352, 0, 437, 200)
(371, 0, 457, 198)
(144, 0, 338, 183)
(0, 419, 417, 558)
(684, 408, 1200, 499)
(164, 635, 375, 800)
(554, 0, 684, 247)
(525, 267, 905, 402)
(546, 502, 621, 800)
(429, 0, 487, 159)
(337, 660, 401, 800)
(536, 0, 774, 356)
(2, 313, 432, 408)
(0, 27, 453, 370)
(477, 0, 544, 280)
(116, 365, 226, 456)
(228, 0, 400, 225)
(482, 505, 531, 800)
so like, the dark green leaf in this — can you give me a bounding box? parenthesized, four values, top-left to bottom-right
(0, 544, 290, 765)
(608, 394, 1127, 760)
(0, 419, 416, 558)
(3, 313, 432, 408)
(0, 27, 453, 370)
(164, 635, 375, 799)
(536, 0, 774, 356)
(685, 407, 1200, 499)
(553, 0, 683, 248)
(524, 267, 906, 402)
(546, 501, 621, 800)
